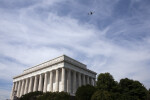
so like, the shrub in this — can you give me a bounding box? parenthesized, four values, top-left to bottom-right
(91, 90, 112, 100)
(76, 85, 96, 100)
(37, 91, 71, 100)
(20, 91, 43, 100)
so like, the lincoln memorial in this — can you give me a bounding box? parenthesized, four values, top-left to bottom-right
(10, 55, 97, 99)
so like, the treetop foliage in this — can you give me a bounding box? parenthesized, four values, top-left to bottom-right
(91, 90, 112, 100)
(119, 78, 148, 100)
(20, 91, 43, 100)
(97, 72, 117, 91)
(19, 91, 71, 100)
(37, 91, 70, 100)
(93, 73, 149, 100)
(76, 85, 96, 100)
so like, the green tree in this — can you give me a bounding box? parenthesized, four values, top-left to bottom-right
(20, 91, 43, 100)
(119, 78, 147, 100)
(37, 91, 70, 100)
(75, 85, 96, 100)
(91, 90, 112, 100)
(96, 73, 117, 91)
(147, 89, 150, 100)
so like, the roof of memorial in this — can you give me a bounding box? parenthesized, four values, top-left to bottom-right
(13, 55, 97, 79)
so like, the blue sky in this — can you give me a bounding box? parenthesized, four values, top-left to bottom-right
(0, 0, 150, 99)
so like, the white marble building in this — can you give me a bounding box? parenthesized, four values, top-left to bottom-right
(10, 55, 97, 99)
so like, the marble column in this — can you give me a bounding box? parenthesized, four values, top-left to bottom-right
(10, 82, 15, 99)
(20, 80, 25, 96)
(78, 73, 81, 87)
(33, 75, 38, 92)
(24, 78, 29, 94)
(28, 77, 33, 93)
(55, 69, 59, 91)
(92, 78, 94, 86)
(38, 74, 43, 91)
(94, 78, 96, 86)
(89, 77, 91, 85)
(50, 71, 53, 92)
(61, 68, 66, 92)
(16, 81, 19, 97)
(67, 69, 71, 93)
(73, 71, 76, 93)
(14, 82, 18, 91)
(12, 82, 15, 91)
(83, 74, 85, 85)
(17, 81, 21, 97)
(43, 72, 48, 92)
(87, 76, 89, 84)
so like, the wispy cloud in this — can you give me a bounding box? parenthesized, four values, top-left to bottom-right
(0, 0, 150, 99)
(0, 89, 11, 100)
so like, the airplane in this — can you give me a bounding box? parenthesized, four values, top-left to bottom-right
(88, 11, 95, 15)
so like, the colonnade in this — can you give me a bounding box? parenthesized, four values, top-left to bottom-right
(11, 67, 96, 98)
